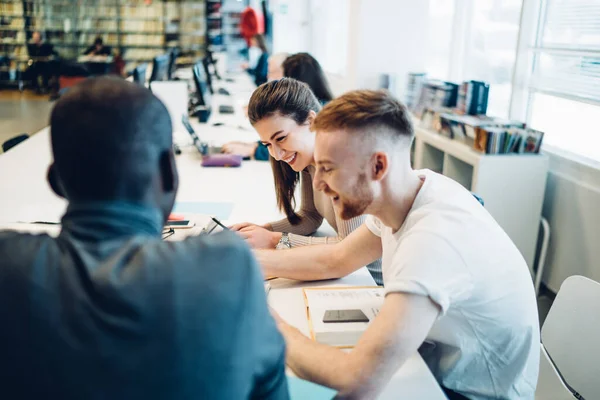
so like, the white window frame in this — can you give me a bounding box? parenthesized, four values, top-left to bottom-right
(510, 0, 600, 165)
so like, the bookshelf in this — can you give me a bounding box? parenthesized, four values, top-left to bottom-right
(0, 0, 27, 87)
(413, 125, 549, 274)
(205, 0, 223, 52)
(220, 0, 245, 72)
(0, 0, 206, 86)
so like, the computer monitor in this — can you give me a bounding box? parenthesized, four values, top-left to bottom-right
(167, 49, 178, 80)
(193, 61, 211, 107)
(201, 56, 214, 94)
(132, 63, 147, 86)
(150, 54, 170, 83)
(205, 50, 221, 80)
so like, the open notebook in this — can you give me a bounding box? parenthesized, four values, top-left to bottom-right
(303, 287, 384, 348)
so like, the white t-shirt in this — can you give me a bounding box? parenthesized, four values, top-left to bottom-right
(366, 169, 539, 400)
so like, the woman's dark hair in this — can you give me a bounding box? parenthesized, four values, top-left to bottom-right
(252, 34, 268, 53)
(283, 53, 334, 104)
(248, 78, 321, 224)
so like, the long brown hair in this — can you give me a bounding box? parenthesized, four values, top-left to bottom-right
(252, 34, 268, 53)
(248, 78, 321, 224)
(283, 53, 334, 104)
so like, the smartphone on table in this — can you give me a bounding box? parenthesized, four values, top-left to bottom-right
(165, 220, 195, 229)
(322, 309, 369, 323)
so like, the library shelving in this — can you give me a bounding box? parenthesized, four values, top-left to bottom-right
(0, 0, 207, 86)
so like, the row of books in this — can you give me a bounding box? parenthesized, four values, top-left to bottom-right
(422, 111, 544, 155)
(77, 35, 118, 46)
(407, 73, 490, 118)
(121, 36, 164, 46)
(122, 20, 163, 32)
(0, 19, 24, 29)
(0, 3, 23, 14)
(123, 48, 163, 60)
(0, 32, 25, 42)
(475, 127, 544, 155)
(121, 7, 162, 19)
(78, 20, 119, 31)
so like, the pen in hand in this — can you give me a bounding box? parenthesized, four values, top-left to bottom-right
(211, 217, 229, 231)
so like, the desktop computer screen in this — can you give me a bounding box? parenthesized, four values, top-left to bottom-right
(150, 54, 170, 82)
(193, 62, 212, 107)
(201, 56, 214, 94)
(132, 63, 147, 86)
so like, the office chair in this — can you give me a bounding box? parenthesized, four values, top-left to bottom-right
(535, 275, 600, 399)
(2, 133, 29, 152)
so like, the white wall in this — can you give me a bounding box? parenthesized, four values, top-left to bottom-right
(271, 0, 310, 55)
(541, 151, 600, 293)
(351, 0, 429, 96)
(271, 0, 430, 97)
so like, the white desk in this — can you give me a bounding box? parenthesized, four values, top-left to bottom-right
(0, 72, 446, 399)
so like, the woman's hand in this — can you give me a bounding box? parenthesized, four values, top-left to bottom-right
(221, 141, 258, 158)
(230, 223, 282, 249)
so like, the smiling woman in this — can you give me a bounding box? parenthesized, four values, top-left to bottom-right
(230, 78, 383, 284)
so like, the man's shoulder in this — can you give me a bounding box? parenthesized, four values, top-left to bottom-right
(0, 230, 55, 250)
(0, 231, 58, 281)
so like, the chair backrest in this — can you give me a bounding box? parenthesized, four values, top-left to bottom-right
(539, 275, 600, 400)
(2, 133, 29, 152)
(536, 344, 574, 400)
(133, 63, 148, 86)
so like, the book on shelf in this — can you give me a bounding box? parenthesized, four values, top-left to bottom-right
(405, 72, 427, 110)
(413, 80, 459, 117)
(475, 127, 544, 155)
(303, 286, 384, 348)
(457, 80, 489, 116)
(419, 111, 545, 155)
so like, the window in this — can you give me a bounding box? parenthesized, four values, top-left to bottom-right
(463, 0, 523, 118)
(424, 0, 455, 80)
(309, 0, 349, 76)
(525, 0, 600, 161)
(424, 0, 523, 118)
(529, 94, 600, 161)
(529, 0, 600, 103)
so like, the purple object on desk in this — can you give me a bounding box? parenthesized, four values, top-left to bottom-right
(201, 154, 243, 167)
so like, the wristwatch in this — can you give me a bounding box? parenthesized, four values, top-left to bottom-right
(275, 232, 292, 250)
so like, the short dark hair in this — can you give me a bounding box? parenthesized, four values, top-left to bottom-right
(50, 76, 172, 202)
(94, 36, 103, 46)
(283, 53, 333, 104)
(313, 90, 414, 140)
(248, 78, 321, 224)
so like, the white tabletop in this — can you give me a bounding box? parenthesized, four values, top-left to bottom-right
(0, 71, 445, 399)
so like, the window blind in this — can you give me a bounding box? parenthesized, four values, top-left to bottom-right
(529, 0, 600, 104)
